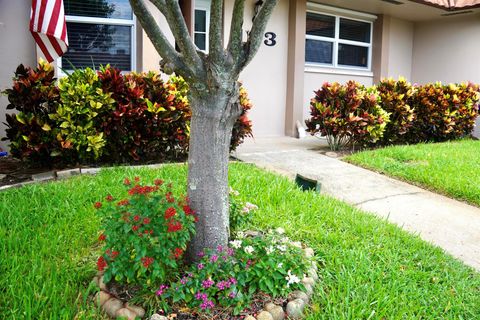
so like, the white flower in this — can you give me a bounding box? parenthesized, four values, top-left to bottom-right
(275, 227, 285, 234)
(265, 246, 275, 255)
(277, 245, 287, 252)
(285, 270, 301, 287)
(229, 240, 242, 249)
(229, 187, 240, 196)
(244, 245, 255, 254)
(277, 263, 283, 269)
(281, 237, 290, 243)
(290, 241, 302, 248)
(242, 202, 259, 213)
(237, 231, 245, 239)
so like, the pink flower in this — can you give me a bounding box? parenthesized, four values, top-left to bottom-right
(202, 279, 214, 289)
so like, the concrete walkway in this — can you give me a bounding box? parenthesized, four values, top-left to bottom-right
(234, 136, 480, 271)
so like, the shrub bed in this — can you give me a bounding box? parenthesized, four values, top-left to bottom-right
(2, 62, 253, 166)
(306, 79, 480, 150)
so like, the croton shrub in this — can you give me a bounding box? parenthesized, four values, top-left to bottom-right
(2, 62, 253, 165)
(407, 82, 480, 143)
(305, 81, 390, 150)
(377, 77, 416, 145)
(306, 79, 480, 150)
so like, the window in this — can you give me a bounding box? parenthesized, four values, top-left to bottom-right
(194, 0, 210, 52)
(62, 0, 135, 71)
(305, 11, 372, 70)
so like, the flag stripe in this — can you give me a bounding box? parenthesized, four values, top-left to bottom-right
(30, 0, 68, 63)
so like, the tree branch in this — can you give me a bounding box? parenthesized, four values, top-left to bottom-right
(238, 0, 278, 72)
(129, 0, 185, 71)
(209, 0, 224, 61)
(149, 0, 204, 70)
(226, 0, 245, 63)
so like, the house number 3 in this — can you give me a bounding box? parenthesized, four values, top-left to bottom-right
(264, 32, 277, 46)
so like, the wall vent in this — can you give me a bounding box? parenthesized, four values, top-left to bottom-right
(441, 10, 473, 16)
(381, 0, 404, 5)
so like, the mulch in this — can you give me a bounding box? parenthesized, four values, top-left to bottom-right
(0, 156, 43, 186)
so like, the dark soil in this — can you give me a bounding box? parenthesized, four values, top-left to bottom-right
(0, 156, 42, 186)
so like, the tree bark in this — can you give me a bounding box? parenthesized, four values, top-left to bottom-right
(186, 84, 241, 261)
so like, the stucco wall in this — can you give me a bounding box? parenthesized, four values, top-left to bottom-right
(303, 70, 374, 120)
(224, 0, 290, 137)
(411, 13, 480, 137)
(387, 17, 413, 80)
(0, 1, 37, 151)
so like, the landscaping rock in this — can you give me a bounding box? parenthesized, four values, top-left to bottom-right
(81, 167, 101, 175)
(308, 267, 319, 282)
(103, 298, 123, 317)
(99, 276, 107, 291)
(92, 276, 99, 286)
(244, 316, 256, 320)
(288, 290, 309, 304)
(303, 283, 314, 297)
(125, 302, 145, 317)
(302, 276, 315, 286)
(245, 230, 261, 237)
(56, 168, 80, 179)
(95, 291, 111, 307)
(286, 298, 305, 319)
(256, 311, 273, 320)
(32, 171, 56, 182)
(268, 306, 285, 320)
(150, 314, 168, 320)
(304, 247, 314, 258)
(264, 302, 277, 312)
(311, 262, 318, 272)
(0, 174, 6, 181)
(115, 307, 137, 319)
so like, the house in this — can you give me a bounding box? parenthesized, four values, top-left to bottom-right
(1, 0, 480, 151)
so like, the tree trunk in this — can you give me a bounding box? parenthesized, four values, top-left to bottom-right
(186, 87, 241, 261)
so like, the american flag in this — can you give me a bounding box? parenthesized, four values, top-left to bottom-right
(30, 0, 69, 63)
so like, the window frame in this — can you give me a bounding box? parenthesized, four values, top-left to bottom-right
(305, 10, 374, 72)
(58, 7, 137, 73)
(194, 0, 211, 52)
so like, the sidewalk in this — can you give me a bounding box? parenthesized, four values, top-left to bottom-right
(234, 136, 480, 271)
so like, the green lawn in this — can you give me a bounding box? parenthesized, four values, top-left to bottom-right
(345, 139, 480, 206)
(1, 163, 479, 319)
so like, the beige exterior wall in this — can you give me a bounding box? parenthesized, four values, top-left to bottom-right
(0, 1, 37, 151)
(411, 13, 480, 137)
(387, 17, 414, 80)
(224, 0, 290, 137)
(412, 13, 480, 84)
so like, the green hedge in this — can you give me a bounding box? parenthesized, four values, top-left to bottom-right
(2, 61, 253, 166)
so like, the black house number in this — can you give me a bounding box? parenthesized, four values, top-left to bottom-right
(264, 32, 277, 46)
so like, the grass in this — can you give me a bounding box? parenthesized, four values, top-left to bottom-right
(345, 139, 480, 206)
(0, 163, 479, 319)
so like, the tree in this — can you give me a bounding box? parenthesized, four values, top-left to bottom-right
(128, 0, 278, 260)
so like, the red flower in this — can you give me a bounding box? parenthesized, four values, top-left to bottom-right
(143, 217, 151, 224)
(134, 176, 140, 183)
(97, 256, 107, 271)
(173, 248, 183, 259)
(105, 195, 114, 202)
(94, 202, 102, 209)
(117, 199, 130, 206)
(166, 192, 175, 203)
(141, 256, 154, 268)
(124, 178, 131, 185)
(183, 205, 193, 215)
(128, 185, 157, 196)
(133, 215, 141, 222)
(154, 179, 164, 186)
(132, 225, 139, 232)
(167, 220, 182, 232)
(98, 234, 106, 241)
(165, 207, 177, 219)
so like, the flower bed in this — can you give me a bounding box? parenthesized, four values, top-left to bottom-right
(91, 178, 319, 319)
